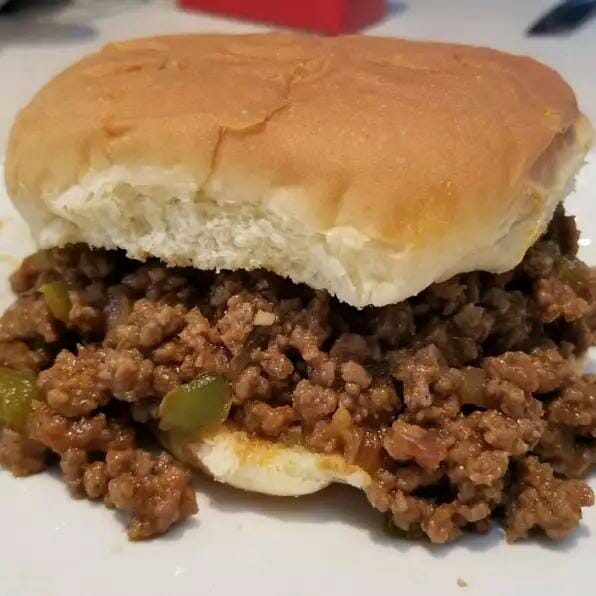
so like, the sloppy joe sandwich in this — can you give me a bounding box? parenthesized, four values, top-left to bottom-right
(1, 34, 595, 543)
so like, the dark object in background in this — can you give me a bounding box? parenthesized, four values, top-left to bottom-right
(178, 0, 385, 34)
(0, 0, 71, 15)
(0, 0, 20, 14)
(528, 0, 596, 35)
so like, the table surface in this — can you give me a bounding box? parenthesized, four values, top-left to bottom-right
(0, 0, 595, 151)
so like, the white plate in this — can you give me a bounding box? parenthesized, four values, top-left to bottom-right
(0, 155, 595, 596)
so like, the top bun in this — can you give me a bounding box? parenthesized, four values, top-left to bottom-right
(5, 34, 592, 307)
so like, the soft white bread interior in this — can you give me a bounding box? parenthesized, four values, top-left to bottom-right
(161, 426, 371, 497)
(5, 34, 593, 307)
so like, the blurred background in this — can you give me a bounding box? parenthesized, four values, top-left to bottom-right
(0, 0, 595, 148)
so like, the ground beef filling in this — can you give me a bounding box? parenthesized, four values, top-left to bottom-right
(1, 207, 595, 542)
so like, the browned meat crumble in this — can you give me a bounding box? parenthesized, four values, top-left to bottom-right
(0, 206, 595, 541)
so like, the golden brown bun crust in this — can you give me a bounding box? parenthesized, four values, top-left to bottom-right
(5, 34, 592, 306)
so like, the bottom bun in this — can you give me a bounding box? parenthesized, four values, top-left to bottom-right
(160, 426, 371, 497)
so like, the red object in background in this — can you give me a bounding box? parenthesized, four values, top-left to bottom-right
(178, 0, 385, 35)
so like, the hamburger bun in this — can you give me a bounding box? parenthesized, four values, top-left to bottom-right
(160, 425, 371, 497)
(6, 34, 592, 309)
